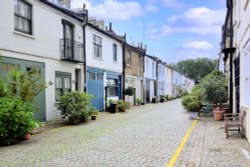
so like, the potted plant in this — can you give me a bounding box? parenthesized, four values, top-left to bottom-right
(136, 98, 142, 106)
(200, 71, 228, 121)
(186, 98, 201, 119)
(152, 96, 157, 103)
(160, 95, 165, 103)
(165, 95, 169, 101)
(118, 100, 128, 112)
(124, 86, 134, 107)
(55, 91, 96, 125)
(108, 99, 117, 113)
(90, 109, 99, 120)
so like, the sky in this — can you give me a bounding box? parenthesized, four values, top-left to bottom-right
(71, 0, 226, 63)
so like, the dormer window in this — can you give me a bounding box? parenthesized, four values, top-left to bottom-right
(14, 0, 32, 35)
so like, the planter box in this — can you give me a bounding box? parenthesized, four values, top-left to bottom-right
(110, 103, 117, 113)
(189, 111, 198, 120)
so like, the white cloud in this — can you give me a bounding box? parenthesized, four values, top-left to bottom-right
(181, 41, 213, 50)
(148, 7, 226, 37)
(168, 7, 225, 26)
(161, 0, 186, 9)
(71, 0, 144, 21)
(145, 4, 159, 12)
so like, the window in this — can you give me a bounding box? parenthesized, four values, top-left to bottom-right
(243, 43, 250, 105)
(126, 50, 132, 66)
(97, 73, 103, 80)
(89, 72, 96, 80)
(62, 20, 74, 59)
(88, 72, 103, 80)
(113, 44, 117, 62)
(93, 34, 102, 59)
(14, 0, 32, 35)
(107, 79, 118, 97)
(0, 63, 19, 72)
(55, 72, 71, 101)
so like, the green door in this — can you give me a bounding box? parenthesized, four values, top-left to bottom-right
(0, 56, 46, 121)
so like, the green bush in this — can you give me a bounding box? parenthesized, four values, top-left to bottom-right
(55, 92, 96, 124)
(136, 98, 142, 105)
(182, 95, 195, 109)
(117, 100, 128, 111)
(165, 95, 169, 100)
(7, 69, 51, 102)
(124, 86, 134, 96)
(199, 70, 228, 108)
(0, 97, 37, 145)
(186, 99, 201, 112)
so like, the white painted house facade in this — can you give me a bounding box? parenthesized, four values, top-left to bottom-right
(85, 23, 124, 110)
(157, 61, 167, 98)
(144, 55, 157, 103)
(165, 66, 173, 97)
(230, 0, 250, 142)
(0, 0, 85, 121)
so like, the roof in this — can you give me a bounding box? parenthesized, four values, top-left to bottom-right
(125, 43, 146, 55)
(39, 0, 85, 22)
(86, 23, 125, 43)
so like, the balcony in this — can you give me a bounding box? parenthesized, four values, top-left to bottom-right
(221, 26, 235, 54)
(60, 39, 84, 63)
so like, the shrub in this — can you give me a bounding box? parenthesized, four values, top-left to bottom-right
(55, 91, 96, 124)
(165, 95, 169, 100)
(200, 70, 228, 108)
(0, 97, 37, 145)
(117, 100, 128, 111)
(124, 86, 134, 96)
(7, 69, 51, 102)
(182, 95, 195, 109)
(186, 99, 201, 112)
(136, 98, 142, 105)
(90, 109, 99, 116)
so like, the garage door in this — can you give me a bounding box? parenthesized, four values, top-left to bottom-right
(0, 56, 46, 121)
(87, 68, 104, 110)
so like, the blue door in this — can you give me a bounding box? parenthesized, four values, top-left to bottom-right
(87, 68, 104, 110)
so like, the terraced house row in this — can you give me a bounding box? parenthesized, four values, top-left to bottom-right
(219, 0, 250, 143)
(0, 0, 195, 121)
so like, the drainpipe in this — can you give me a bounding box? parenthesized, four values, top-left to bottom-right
(229, 0, 233, 113)
(122, 34, 126, 101)
(82, 4, 88, 92)
(156, 59, 159, 99)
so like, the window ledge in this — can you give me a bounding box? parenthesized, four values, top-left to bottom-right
(13, 31, 34, 39)
(113, 61, 118, 64)
(93, 57, 103, 61)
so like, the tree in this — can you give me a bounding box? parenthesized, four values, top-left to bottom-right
(172, 58, 217, 83)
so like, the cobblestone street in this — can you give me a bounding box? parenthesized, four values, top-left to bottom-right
(1, 99, 250, 167)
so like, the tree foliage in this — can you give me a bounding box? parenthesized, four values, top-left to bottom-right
(172, 58, 217, 83)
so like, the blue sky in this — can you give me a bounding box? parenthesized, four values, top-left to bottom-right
(72, 0, 226, 63)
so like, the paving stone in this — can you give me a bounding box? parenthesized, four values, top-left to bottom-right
(0, 99, 250, 166)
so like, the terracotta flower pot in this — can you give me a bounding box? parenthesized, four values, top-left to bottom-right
(213, 108, 225, 121)
(25, 133, 31, 140)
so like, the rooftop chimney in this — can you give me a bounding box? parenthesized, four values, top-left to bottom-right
(98, 20, 105, 30)
(109, 22, 113, 32)
(89, 17, 97, 25)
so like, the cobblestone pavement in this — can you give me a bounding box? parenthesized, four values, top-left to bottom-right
(1, 99, 250, 167)
(175, 116, 250, 167)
